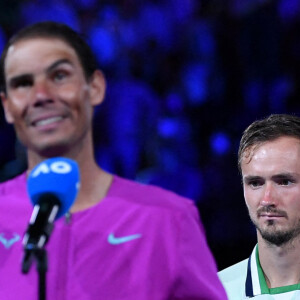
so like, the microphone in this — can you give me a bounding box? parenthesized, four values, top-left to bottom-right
(22, 157, 80, 273)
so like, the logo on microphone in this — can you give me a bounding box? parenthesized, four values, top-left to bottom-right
(27, 157, 80, 219)
(31, 160, 72, 178)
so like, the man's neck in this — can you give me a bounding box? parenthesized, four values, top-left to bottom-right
(26, 140, 113, 213)
(258, 234, 300, 288)
(70, 163, 113, 213)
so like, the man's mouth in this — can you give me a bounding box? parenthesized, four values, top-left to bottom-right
(33, 116, 64, 127)
(257, 207, 287, 219)
(259, 213, 285, 218)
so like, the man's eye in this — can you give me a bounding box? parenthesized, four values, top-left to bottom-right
(250, 181, 261, 187)
(19, 80, 31, 87)
(11, 79, 32, 89)
(53, 71, 68, 81)
(277, 179, 293, 186)
(246, 180, 263, 188)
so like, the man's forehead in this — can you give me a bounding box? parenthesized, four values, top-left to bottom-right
(6, 37, 77, 61)
(241, 143, 262, 166)
(5, 38, 78, 77)
(241, 137, 300, 170)
(7, 44, 16, 56)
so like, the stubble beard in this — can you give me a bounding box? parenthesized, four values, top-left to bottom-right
(250, 211, 300, 247)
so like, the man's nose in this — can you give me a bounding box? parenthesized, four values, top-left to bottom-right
(33, 78, 53, 105)
(261, 182, 277, 207)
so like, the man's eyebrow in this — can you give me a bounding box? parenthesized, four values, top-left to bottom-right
(243, 173, 298, 183)
(7, 58, 74, 86)
(46, 58, 74, 73)
(271, 173, 297, 180)
(243, 175, 262, 183)
(8, 74, 32, 88)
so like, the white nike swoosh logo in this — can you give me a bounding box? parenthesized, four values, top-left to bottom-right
(108, 233, 142, 245)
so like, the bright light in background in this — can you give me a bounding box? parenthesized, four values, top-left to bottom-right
(182, 63, 209, 105)
(210, 132, 231, 156)
(158, 118, 179, 138)
(89, 27, 117, 66)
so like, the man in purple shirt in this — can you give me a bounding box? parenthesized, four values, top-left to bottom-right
(0, 21, 227, 299)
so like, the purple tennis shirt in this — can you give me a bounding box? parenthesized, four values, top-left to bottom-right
(0, 173, 227, 299)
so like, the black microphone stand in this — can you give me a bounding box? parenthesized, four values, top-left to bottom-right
(22, 247, 48, 300)
(21, 195, 60, 300)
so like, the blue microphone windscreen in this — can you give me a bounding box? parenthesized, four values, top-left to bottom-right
(27, 157, 80, 219)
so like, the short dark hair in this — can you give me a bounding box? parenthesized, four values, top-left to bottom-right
(0, 21, 98, 94)
(238, 114, 300, 172)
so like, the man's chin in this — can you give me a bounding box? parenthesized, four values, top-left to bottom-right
(258, 226, 298, 247)
(32, 142, 71, 158)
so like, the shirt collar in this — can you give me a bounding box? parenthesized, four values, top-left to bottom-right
(245, 245, 262, 297)
(245, 244, 300, 297)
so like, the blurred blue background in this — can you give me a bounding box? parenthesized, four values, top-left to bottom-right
(1, 0, 300, 270)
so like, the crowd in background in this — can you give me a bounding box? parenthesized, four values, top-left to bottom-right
(0, 0, 300, 270)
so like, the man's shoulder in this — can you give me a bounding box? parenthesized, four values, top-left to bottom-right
(218, 259, 248, 299)
(218, 258, 248, 279)
(0, 172, 27, 197)
(0, 172, 30, 219)
(109, 175, 198, 213)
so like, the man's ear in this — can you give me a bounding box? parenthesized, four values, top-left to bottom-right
(88, 70, 106, 107)
(0, 92, 14, 124)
